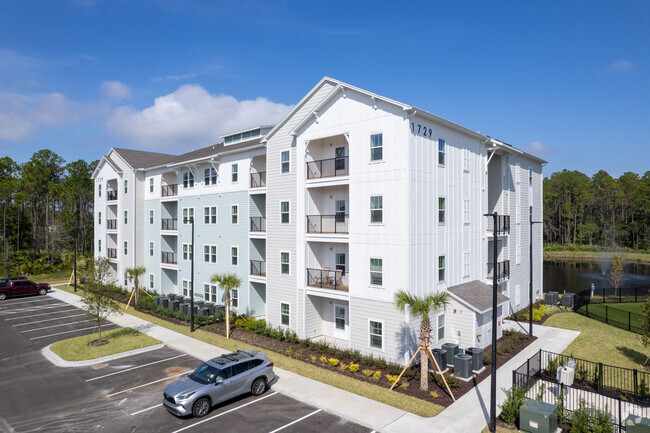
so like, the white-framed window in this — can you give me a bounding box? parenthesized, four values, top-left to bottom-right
(231, 163, 238, 183)
(437, 314, 445, 340)
(183, 171, 194, 188)
(231, 205, 238, 224)
(281, 150, 290, 174)
(124, 210, 128, 224)
(182, 243, 193, 261)
(280, 252, 290, 275)
(203, 244, 217, 263)
(528, 167, 533, 186)
(370, 133, 383, 161)
(183, 280, 191, 297)
(231, 288, 238, 308)
(182, 207, 194, 224)
(124, 275, 128, 286)
(149, 178, 154, 193)
(370, 258, 383, 286)
(98, 239, 101, 253)
(149, 209, 154, 224)
(280, 302, 290, 326)
(438, 197, 446, 224)
(334, 305, 346, 331)
(370, 195, 383, 224)
(149, 241, 154, 257)
(98, 212, 101, 225)
(438, 255, 446, 282)
(204, 206, 217, 224)
(438, 139, 445, 166)
(149, 273, 154, 290)
(463, 251, 470, 277)
(98, 184, 101, 197)
(204, 167, 217, 186)
(463, 199, 470, 224)
(204, 283, 218, 303)
(280, 201, 289, 224)
(369, 320, 383, 350)
(123, 241, 127, 255)
(231, 246, 238, 266)
(463, 148, 470, 171)
(124, 180, 128, 194)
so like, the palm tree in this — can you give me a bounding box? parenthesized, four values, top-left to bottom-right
(210, 272, 241, 339)
(125, 266, 146, 305)
(394, 290, 449, 391)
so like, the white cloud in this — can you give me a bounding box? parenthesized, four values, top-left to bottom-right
(607, 59, 634, 72)
(153, 72, 198, 82)
(106, 84, 292, 149)
(524, 140, 552, 156)
(100, 81, 131, 101)
(0, 92, 80, 141)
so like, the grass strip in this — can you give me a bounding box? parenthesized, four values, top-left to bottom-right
(50, 327, 161, 361)
(543, 250, 650, 264)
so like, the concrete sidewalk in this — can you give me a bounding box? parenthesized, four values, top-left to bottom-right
(48, 287, 579, 432)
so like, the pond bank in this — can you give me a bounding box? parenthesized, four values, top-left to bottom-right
(544, 250, 650, 264)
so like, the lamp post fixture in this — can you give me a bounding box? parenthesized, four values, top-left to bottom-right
(485, 212, 499, 433)
(529, 213, 542, 337)
(190, 216, 195, 332)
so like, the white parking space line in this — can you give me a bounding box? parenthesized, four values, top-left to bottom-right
(130, 404, 161, 416)
(171, 392, 279, 433)
(29, 323, 117, 340)
(87, 353, 187, 382)
(106, 370, 193, 398)
(0, 297, 55, 306)
(4, 308, 78, 320)
(12, 313, 86, 326)
(267, 409, 322, 433)
(21, 319, 90, 333)
(0, 303, 68, 315)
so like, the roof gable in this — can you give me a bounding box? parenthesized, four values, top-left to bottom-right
(448, 280, 509, 314)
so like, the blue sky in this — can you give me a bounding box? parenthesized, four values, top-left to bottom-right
(1, 0, 648, 177)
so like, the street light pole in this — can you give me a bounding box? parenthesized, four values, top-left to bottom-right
(73, 201, 78, 292)
(190, 216, 195, 332)
(529, 212, 542, 336)
(485, 212, 499, 433)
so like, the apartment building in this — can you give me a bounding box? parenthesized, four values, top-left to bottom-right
(93, 77, 544, 364)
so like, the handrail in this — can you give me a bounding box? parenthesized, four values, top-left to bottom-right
(306, 156, 349, 179)
(306, 214, 349, 233)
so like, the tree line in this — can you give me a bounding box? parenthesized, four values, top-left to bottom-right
(544, 169, 650, 251)
(0, 150, 97, 276)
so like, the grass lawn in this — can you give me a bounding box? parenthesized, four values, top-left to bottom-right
(544, 250, 650, 264)
(50, 327, 161, 361)
(481, 424, 518, 432)
(578, 302, 644, 319)
(543, 312, 650, 369)
(32, 270, 74, 285)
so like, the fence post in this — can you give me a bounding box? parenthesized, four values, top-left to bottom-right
(629, 311, 632, 331)
(606, 305, 608, 323)
(620, 290, 622, 303)
(599, 362, 603, 393)
(618, 397, 622, 433)
(634, 369, 638, 397)
(586, 302, 589, 315)
(527, 358, 530, 378)
(512, 370, 516, 387)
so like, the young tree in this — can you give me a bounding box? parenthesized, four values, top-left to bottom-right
(641, 297, 650, 366)
(394, 290, 449, 391)
(125, 266, 146, 305)
(210, 273, 241, 339)
(80, 257, 121, 345)
(608, 255, 624, 296)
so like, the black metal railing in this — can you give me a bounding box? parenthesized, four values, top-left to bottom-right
(306, 268, 349, 291)
(250, 172, 266, 188)
(306, 156, 349, 179)
(487, 260, 510, 281)
(161, 218, 178, 231)
(250, 217, 266, 232)
(576, 286, 650, 305)
(107, 190, 118, 201)
(306, 215, 349, 233)
(487, 215, 510, 235)
(107, 219, 117, 230)
(161, 251, 177, 264)
(578, 302, 644, 335)
(161, 184, 178, 197)
(250, 260, 266, 276)
(107, 248, 117, 259)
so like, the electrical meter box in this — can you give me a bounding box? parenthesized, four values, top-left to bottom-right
(557, 366, 575, 386)
(520, 400, 558, 433)
(626, 415, 650, 433)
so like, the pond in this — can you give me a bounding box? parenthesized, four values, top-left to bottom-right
(544, 260, 650, 294)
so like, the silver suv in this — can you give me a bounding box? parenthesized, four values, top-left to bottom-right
(163, 350, 275, 417)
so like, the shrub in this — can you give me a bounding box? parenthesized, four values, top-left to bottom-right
(362, 369, 374, 377)
(320, 356, 328, 365)
(373, 370, 381, 381)
(293, 349, 302, 359)
(328, 358, 340, 367)
(245, 320, 256, 331)
(339, 363, 349, 371)
(388, 363, 402, 376)
(285, 329, 299, 344)
(285, 347, 293, 357)
(310, 355, 317, 363)
(348, 350, 362, 363)
(234, 316, 254, 328)
(445, 375, 461, 389)
(300, 338, 311, 348)
(252, 318, 266, 333)
(640, 375, 649, 400)
(499, 386, 526, 425)
(592, 405, 614, 433)
(557, 388, 565, 425)
(546, 355, 559, 376)
(386, 374, 398, 384)
(576, 364, 589, 383)
(570, 398, 590, 433)
(536, 382, 546, 401)
(374, 358, 387, 369)
(430, 391, 439, 399)
(349, 363, 360, 373)
(400, 382, 410, 389)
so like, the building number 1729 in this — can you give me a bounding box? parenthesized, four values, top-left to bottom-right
(411, 122, 432, 138)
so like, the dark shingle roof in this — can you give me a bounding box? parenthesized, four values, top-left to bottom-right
(112, 148, 176, 169)
(448, 280, 509, 313)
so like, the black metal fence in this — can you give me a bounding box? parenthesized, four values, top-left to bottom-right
(487, 260, 510, 282)
(161, 218, 178, 231)
(306, 156, 349, 179)
(306, 268, 349, 291)
(107, 219, 117, 229)
(107, 248, 117, 259)
(250, 217, 266, 232)
(161, 251, 177, 264)
(107, 190, 118, 201)
(250, 172, 266, 188)
(573, 287, 648, 335)
(250, 260, 266, 276)
(306, 214, 349, 233)
(576, 287, 650, 304)
(579, 303, 643, 334)
(161, 184, 178, 197)
(488, 215, 511, 235)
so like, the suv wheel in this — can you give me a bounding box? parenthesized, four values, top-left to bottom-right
(0, 293, 6, 301)
(38, 288, 47, 296)
(192, 397, 210, 418)
(251, 377, 267, 396)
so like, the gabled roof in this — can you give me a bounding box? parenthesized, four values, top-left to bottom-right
(448, 280, 509, 314)
(112, 148, 176, 169)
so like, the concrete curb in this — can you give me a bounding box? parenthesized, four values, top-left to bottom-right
(41, 342, 166, 367)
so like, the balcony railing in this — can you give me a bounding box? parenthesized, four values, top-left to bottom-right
(107, 248, 117, 259)
(306, 156, 349, 180)
(250, 172, 266, 188)
(487, 260, 510, 282)
(306, 214, 349, 234)
(307, 268, 349, 291)
(161, 251, 178, 265)
(107, 191, 118, 201)
(161, 184, 178, 197)
(250, 260, 266, 276)
(161, 218, 178, 231)
(488, 215, 511, 235)
(250, 217, 266, 232)
(107, 219, 117, 230)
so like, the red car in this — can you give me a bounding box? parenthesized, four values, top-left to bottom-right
(0, 279, 50, 300)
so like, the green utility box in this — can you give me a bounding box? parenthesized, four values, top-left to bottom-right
(626, 415, 650, 432)
(519, 399, 558, 433)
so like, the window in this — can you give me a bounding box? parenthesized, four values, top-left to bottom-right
(280, 303, 290, 326)
(281, 150, 290, 173)
(124, 180, 128, 194)
(463, 251, 470, 276)
(183, 280, 191, 297)
(281, 252, 290, 274)
(149, 241, 154, 256)
(438, 255, 445, 282)
(149, 274, 154, 290)
(123, 241, 127, 255)
(437, 314, 445, 340)
(204, 284, 218, 303)
(335, 305, 346, 331)
(204, 206, 217, 224)
(183, 171, 194, 188)
(149, 209, 154, 224)
(231, 288, 238, 308)
(280, 201, 289, 224)
(438, 139, 445, 166)
(98, 239, 101, 253)
(370, 258, 383, 286)
(231, 164, 238, 183)
(370, 196, 383, 223)
(369, 320, 383, 349)
(231, 205, 238, 224)
(336, 253, 346, 274)
(529, 168, 533, 186)
(98, 212, 101, 225)
(204, 245, 217, 263)
(204, 168, 217, 185)
(149, 178, 154, 193)
(98, 184, 101, 197)
(231, 246, 238, 266)
(438, 197, 445, 224)
(183, 243, 193, 261)
(463, 148, 470, 171)
(370, 133, 383, 161)
(183, 207, 194, 224)
(124, 275, 128, 286)
(463, 199, 470, 224)
(124, 210, 128, 224)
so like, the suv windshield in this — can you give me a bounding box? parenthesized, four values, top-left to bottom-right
(189, 363, 223, 385)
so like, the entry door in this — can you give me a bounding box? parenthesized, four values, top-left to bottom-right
(334, 304, 349, 339)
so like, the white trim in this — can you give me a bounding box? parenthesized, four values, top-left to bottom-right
(280, 250, 290, 276)
(231, 204, 239, 225)
(280, 301, 291, 328)
(204, 205, 218, 225)
(149, 241, 154, 257)
(230, 245, 239, 267)
(369, 194, 383, 225)
(182, 243, 193, 261)
(280, 149, 291, 174)
(369, 256, 383, 288)
(280, 200, 291, 225)
(368, 318, 384, 351)
(203, 244, 218, 264)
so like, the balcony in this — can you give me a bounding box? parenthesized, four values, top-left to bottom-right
(306, 215, 349, 234)
(250, 217, 266, 232)
(487, 260, 510, 282)
(161, 251, 178, 265)
(107, 248, 117, 259)
(307, 268, 349, 292)
(250, 260, 266, 277)
(250, 172, 266, 188)
(488, 215, 511, 235)
(107, 219, 117, 230)
(161, 184, 178, 197)
(107, 191, 118, 201)
(161, 218, 178, 231)
(306, 156, 349, 180)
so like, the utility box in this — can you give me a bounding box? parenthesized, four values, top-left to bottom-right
(626, 414, 650, 432)
(519, 399, 558, 433)
(557, 366, 575, 386)
(161, 298, 169, 308)
(545, 291, 558, 305)
(171, 300, 181, 311)
(180, 302, 190, 315)
(432, 349, 447, 371)
(453, 354, 473, 378)
(154, 296, 164, 306)
(441, 343, 459, 366)
(167, 294, 177, 300)
(466, 347, 484, 371)
(561, 293, 575, 307)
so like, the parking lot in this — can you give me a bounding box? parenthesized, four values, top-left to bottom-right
(0, 293, 372, 433)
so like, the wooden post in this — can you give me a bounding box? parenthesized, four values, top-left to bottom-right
(389, 347, 421, 391)
(428, 346, 456, 402)
(125, 289, 135, 310)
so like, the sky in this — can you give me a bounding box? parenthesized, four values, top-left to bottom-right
(0, 0, 648, 178)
